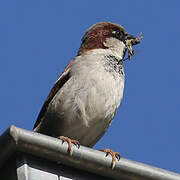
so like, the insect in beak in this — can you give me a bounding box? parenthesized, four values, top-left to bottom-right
(125, 32, 143, 60)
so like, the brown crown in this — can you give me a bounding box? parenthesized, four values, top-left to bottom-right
(78, 22, 126, 55)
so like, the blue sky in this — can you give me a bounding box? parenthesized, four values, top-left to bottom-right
(0, 0, 180, 173)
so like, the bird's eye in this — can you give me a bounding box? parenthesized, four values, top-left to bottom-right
(112, 30, 124, 40)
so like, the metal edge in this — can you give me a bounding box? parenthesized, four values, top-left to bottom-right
(0, 125, 18, 168)
(1, 125, 180, 180)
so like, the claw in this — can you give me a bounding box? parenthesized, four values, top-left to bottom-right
(115, 152, 120, 161)
(58, 136, 80, 155)
(100, 148, 121, 170)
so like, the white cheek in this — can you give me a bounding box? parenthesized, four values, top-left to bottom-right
(103, 37, 126, 58)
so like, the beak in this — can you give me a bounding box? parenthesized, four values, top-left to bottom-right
(125, 33, 141, 45)
(125, 34, 136, 40)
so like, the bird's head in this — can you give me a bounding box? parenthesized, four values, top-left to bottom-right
(78, 22, 142, 60)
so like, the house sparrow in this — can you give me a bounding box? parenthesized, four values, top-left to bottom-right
(33, 22, 142, 169)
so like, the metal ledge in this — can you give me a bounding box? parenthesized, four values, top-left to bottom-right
(0, 125, 180, 180)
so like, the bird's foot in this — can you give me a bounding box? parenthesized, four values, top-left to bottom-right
(58, 136, 80, 155)
(100, 148, 120, 169)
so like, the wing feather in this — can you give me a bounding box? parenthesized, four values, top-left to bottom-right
(33, 60, 74, 129)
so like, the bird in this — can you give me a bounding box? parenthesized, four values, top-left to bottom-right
(33, 22, 142, 169)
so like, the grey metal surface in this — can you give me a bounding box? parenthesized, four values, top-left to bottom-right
(16, 158, 29, 180)
(16, 155, 110, 180)
(16, 155, 59, 180)
(0, 125, 180, 180)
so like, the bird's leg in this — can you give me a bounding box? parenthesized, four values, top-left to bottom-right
(100, 148, 120, 169)
(58, 136, 80, 155)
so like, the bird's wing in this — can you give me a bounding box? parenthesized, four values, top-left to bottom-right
(33, 60, 74, 129)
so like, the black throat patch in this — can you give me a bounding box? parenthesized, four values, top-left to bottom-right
(103, 55, 124, 75)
